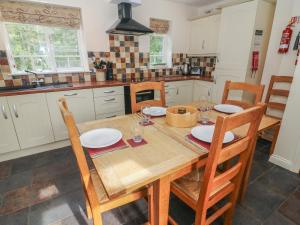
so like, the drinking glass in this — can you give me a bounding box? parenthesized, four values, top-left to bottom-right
(140, 105, 151, 125)
(132, 122, 144, 143)
(199, 96, 209, 124)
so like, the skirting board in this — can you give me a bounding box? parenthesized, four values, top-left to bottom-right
(0, 140, 70, 162)
(269, 154, 296, 173)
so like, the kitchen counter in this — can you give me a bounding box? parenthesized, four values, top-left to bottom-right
(0, 75, 214, 97)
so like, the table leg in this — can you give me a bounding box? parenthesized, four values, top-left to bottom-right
(239, 134, 258, 202)
(153, 175, 171, 225)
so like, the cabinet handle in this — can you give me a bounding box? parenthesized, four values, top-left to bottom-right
(104, 98, 116, 102)
(13, 104, 19, 118)
(1, 105, 8, 119)
(64, 93, 78, 97)
(202, 40, 205, 50)
(104, 90, 115, 94)
(176, 88, 179, 95)
(106, 115, 117, 118)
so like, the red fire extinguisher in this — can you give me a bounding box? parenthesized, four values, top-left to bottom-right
(278, 26, 293, 54)
(252, 51, 259, 75)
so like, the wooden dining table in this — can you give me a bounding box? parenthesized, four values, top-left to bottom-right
(77, 101, 280, 225)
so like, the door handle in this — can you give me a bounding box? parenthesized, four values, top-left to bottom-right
(103, 90, 115, 94)
(106, 115, 117, 118)
(13, 104, 19, 118)
(104, 98, 116, 102)
(64, 93, 78, 97)
(1, 105, 8, 119)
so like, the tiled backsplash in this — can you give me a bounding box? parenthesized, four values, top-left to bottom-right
(0, 34, 216, 87)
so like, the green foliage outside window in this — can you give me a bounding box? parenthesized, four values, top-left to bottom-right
(150, 35, 165, 66)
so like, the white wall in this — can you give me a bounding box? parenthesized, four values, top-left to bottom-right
(0, 0, 198, 53)
(270, 53, 300, 173)
(261, 0, 300, 100)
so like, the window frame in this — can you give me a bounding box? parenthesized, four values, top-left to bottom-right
(149, 33, 172, 69)
(1, 22, 89, 75)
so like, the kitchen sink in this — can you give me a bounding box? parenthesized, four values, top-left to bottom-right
(0, 83, 73, 92)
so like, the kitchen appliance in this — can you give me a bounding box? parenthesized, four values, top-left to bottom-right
(106, 62, 114, 80)
(181, 63, 190, 75)
(124, 86, 154, 114)
(190, 67, 206, 75)
(106, 1, 153, 36)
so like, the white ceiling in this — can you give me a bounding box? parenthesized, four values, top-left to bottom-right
(166, 0, 225, 7)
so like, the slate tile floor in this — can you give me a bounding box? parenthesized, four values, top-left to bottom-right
(0, 139, 299, 225)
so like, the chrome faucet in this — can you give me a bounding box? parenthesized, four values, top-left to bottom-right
(25, 70, 44, 86)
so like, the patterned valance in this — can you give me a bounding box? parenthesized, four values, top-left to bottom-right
(0, 0, 81, 29)
(150, 18, 170, 34)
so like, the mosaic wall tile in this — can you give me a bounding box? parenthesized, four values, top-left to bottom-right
(0, 34, 216, 87)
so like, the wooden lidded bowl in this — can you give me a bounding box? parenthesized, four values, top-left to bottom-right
(166, 105, 199, 128)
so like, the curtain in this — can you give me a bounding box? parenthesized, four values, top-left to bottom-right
(0, 0, 81, 29)
(150, 18, 169, 34)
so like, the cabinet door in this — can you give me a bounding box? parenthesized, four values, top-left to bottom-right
(0, 97, 20, 154)
(47, 89, 95, 141)
(177, 85, 193, 104)
(193, 81, 213, 101)
(7, 94, 54, 149)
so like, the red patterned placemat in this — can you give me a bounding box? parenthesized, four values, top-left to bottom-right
(198, 121, 215, 125)
(87, 139, 128, 158)
(127, 138, 148, 148)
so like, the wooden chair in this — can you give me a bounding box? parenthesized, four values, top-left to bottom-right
(169, 104, 265, 225)
(262, 75, 293, 155)
(130, 81, 165, 113)
(221, 80, 265, 109)
(58, 97, 153, 225)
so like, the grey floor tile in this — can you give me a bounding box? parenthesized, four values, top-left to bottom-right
(0, 170, 32, 194)
(249, 161, 273, 184)
(11, 156, 37, 175)
(102, 208, 128, 225)
(257, 166, 300, 197)
(232, 206, 262, 225)
(48, 210, 92, 225)
(169, 195, 195, 225)
(54, 171, 82, 194)
(278, 188, 300, 225)
(242, 181, 286, 220)
(118, 199, 148, 223)
(263, 211, 297, 225)
(29, 189, 85, 225)
(0, 208, 29, 225)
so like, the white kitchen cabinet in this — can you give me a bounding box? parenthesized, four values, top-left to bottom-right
(213, 0, 275, 103)
(0, 97, 20, 154)
(193, 80, 214, 101)
(93, 86, 125, 119)
(189, 15, 220, 55)
(164, 81, 193, 106)
(7, 94, 54, 149)
(47, 89, 95, 141)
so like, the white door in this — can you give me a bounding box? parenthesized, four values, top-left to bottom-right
(46, 89, 95, 141)
(0, 97, 20, 154)
(213, 1, 257, 103)
(7, 94, 54, 149)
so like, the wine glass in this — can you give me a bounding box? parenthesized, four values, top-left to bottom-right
(140, 105, 151, 125)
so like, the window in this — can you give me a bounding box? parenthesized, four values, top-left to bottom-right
(3, 22, 88, 74)
(149, 34, 172, 68)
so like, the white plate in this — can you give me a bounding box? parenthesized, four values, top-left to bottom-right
(214, 104, 243, 114)
(143, 106, 166, 116)
(191, 125, 235, 144)
(80, 128, 122, 148)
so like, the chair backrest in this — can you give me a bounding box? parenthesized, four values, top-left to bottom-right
(58, 98, 100, 206)
(195, 103, 265, 225)
(265, 75, 293, 118)
(221, 80, 265, 109)
(130, 81, 166, 113)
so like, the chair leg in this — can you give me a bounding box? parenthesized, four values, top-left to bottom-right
(269, 124, 280, 156)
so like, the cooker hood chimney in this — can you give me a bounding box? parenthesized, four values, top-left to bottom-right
(106, 2, 153, 36)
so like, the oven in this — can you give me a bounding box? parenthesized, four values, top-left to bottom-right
(124, 85, 154, 114)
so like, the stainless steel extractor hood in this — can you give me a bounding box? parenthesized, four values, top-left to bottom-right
(106, 2, 153, 36)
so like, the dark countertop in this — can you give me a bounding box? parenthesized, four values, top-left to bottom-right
(0, 75, 214, 97)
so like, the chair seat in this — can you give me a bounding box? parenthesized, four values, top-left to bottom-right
(172, 169, 231, 203)
(90, 169, 109, 203)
